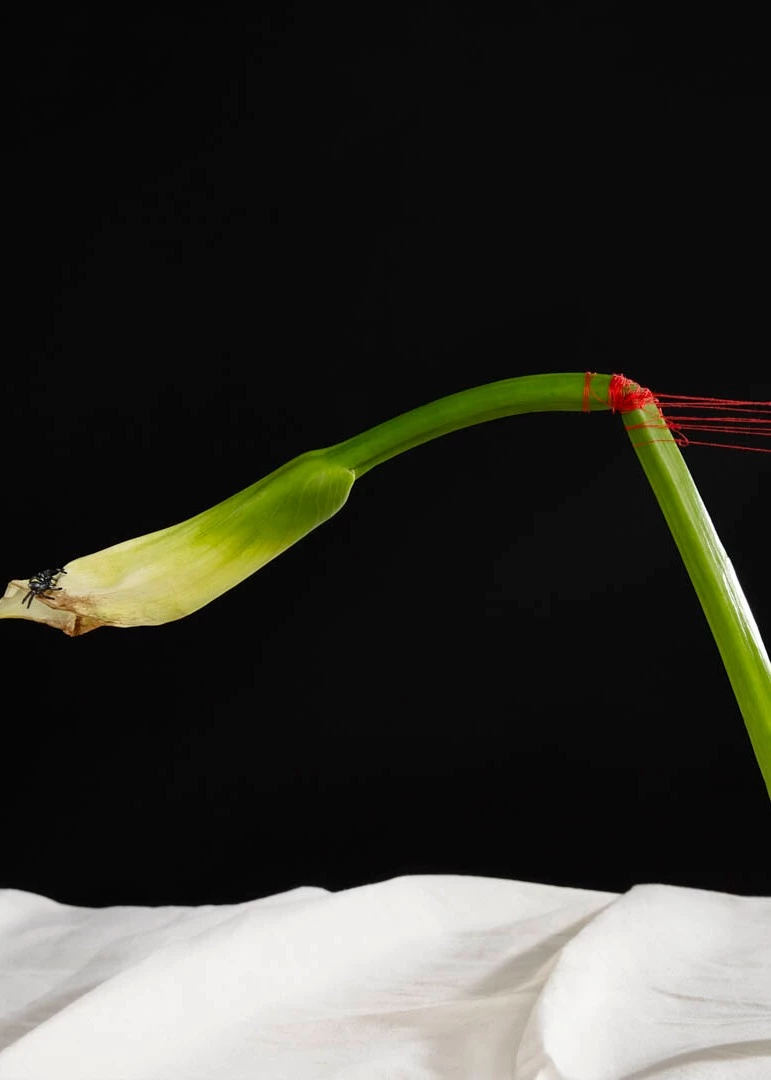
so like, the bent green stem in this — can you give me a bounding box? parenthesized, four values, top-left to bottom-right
(621, 401, 771, 799)
(321, 371, 770, 798)
(325, 372, 610, 475)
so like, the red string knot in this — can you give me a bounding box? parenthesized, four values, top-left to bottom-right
(607, 374, 657, 413)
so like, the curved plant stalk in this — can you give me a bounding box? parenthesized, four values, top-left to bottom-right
(1, 371, 768, 794)
(0, 372, 602, 636)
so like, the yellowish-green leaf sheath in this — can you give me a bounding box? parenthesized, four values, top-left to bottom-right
(0, 451, 355, 635)
(1, 370, 769, 798)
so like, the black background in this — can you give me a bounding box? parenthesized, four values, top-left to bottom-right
(4, 7, 770, 906)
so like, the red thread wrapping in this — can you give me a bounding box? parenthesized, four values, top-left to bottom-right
(607, 374, 657, 413)
(582, 372, 657, 414)
(583, 372, 771, 452)
(582, 371, 593, 413)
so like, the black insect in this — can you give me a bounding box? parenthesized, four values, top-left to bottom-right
(22, 568, 67, 609)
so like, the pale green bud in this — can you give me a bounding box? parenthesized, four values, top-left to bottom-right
(0, 451, 354, 636)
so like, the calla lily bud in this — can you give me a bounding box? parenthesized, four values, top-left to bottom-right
(0, 450, 354, 636)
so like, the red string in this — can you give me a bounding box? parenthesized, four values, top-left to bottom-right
(656, 394, 771, 409)
(582, 371, 592, 413)
(651, 389, 771, 453)
(583, 372, 771, 453)
(669, 438, 771, 454)
(607, 374, 656, 413)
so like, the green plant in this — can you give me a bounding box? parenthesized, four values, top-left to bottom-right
(2, 371, 769, 795)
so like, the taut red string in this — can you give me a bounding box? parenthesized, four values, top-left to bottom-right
(583, 372, 771, 453)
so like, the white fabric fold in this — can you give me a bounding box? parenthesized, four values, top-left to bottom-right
(0, 876, 768, 1078)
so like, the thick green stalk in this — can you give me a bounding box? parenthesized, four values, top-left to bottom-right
(325, 372, 610, 475)
(621, 401, 771, 799)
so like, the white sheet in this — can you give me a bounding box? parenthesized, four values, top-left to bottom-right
(0, 876, 768, 1078)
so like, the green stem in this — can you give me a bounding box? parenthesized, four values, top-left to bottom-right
(324, 370, 771, 798)
(622, 401, 771, 799)
(326, 372, 610, 476)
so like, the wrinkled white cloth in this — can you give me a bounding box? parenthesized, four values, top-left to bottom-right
(0, 876, 769, 1079)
